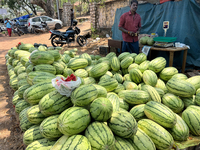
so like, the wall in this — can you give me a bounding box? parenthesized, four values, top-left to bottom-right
(62, 3, 73, 26)
(90, 0, 129, 29)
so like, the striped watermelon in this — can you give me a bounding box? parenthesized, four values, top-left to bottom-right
(106, 52, 117, 59)
(23, 82, 55, 105)
(59, 135, 91, 150)
(62, 54, 71, 64)
(182, 105, 200, 136)
(119, 98, 129, 111)
(121, 56, 133, 69)
(128, 63, 139, 73)
(155, 79, 168, 93)
(181, 96, 196, 108)
(27, 105, 46, 125)
(162, 93, 184, 113)
(39, 90, 73, 116)
(100, 74, 111, 81)
(129, 68, 143, 84)
(166, 78, 196, 97)
(30, 51, 54, 65)
(118, 90, 149, 104)
(26, 71, 55, 85)
(129, 104, 146, 121)
(113, 136, 134, 150)
(121, 68, 129, 75)
(107, 92, 120, 112)
(85, 122, 115, 149)
(92, 84, 107, 98)
(135, 53, 147, 65)
(168, 114, 189, 141)
(40, 115, 63, 139)
(33, 64, 56, 75)
(18, 84, 31, 98)
(154, 87, 165, 98)
(128, 128, 156, 150)
(105, 71, 113, 77)
(71, 84, 98, 106)
(48, 50, 61, 61)
(83, 77, 96, 85)
(144, 101, 177, 128)
(108, 111, 137, 138)
(138, 60, 150, 73)
(32, 76, 55, 85)
(26, 64, 34, 74)
(50, 135, 69, 150)
(111, 57, 120, 71)
(197, 88, 200, 94)
(95, 55, 101, 60)
(9, 77, 18, 91)
(113, 83, 125, 94)
(113, 73, 123, 83)
(89, 63, 109, 78)
(118, 52, 130, 61)
(63, 68, 74, 78)
(138, 119, 174, 150)
(58, 107, 91, 135)
(186, 75, 200, 90)
(123, 81, 138, 90)
(141, 85, 161, 102)
(80, 53, 92, 65)
(195, 93, 200, 106)
(124, 74, 132, 82)
(142, 70, 158, 87)
(12, 95, 23, 106)
(148, 57, 166, 73)
(23, 125, 44, 145)
(52, 61, 65, 74)
(15, 100, 30, 114)
(17, 66, 26, 75)
(20, 109, 34, 132)
(171, 73, 188, 80)
(75, 69, 88, 78)
(159, 67, 178, 82)
(90, 97, 113, 122)
(25, 138, 56, 150)
(98, 78, 118, 92)
(68, 58, 88, 70)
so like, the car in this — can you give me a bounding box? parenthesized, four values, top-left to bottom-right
(27, 16, 63, 33)
(0, 24, 7, 32)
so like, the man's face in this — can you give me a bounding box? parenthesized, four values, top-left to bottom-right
(130, 2, 138, 12)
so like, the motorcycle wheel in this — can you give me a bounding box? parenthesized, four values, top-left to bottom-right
(77, 36, 87, 47)
(51, 36, 64, 47)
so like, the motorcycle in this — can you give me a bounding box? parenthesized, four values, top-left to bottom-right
(49, 20, 89, 47)
(32, 21, 49, 34)
(12, 25, 24, 36)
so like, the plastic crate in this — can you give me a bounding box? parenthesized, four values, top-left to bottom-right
(153, 37, 177, 43)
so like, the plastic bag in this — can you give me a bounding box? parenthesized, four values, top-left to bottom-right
(52, 76, 81, 97)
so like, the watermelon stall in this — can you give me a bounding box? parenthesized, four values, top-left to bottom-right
(5, 42, 200, 150)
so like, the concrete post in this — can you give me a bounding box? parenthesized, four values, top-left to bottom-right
(63, 2, 73, 26)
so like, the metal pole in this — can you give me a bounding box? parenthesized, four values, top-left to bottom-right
(56, 0, 60, 20)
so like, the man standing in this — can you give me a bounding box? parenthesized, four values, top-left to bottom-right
(118, 0, 141, 54)
(4, 18, 12, 37)
(70, 9, 74, 27)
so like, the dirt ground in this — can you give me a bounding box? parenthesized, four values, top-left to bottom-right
(0, 20, 110, 150)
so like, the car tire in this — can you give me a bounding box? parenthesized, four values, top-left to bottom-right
(55, 23, 61, 30)
(0, 28, 2, 32)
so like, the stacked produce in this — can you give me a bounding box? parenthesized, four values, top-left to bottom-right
(5, 42, 200, 150)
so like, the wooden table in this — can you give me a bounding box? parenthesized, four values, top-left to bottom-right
(147, 46, 188, 73)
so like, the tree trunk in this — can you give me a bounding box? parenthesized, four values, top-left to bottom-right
(30, 0, 55, 18)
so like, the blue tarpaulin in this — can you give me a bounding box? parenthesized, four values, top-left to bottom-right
(112, 0, 200, 69)
(13, 14, 33, 20)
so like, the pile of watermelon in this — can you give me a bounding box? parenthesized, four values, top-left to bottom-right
(5, 42, 200, 150)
